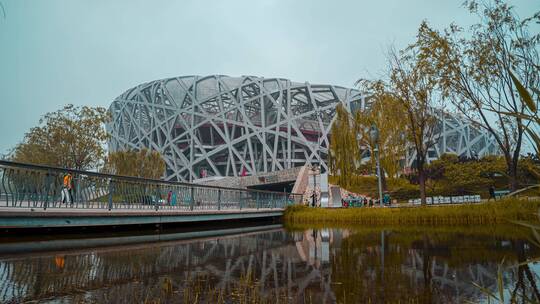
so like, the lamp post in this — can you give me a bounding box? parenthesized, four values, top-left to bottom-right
(312, 110, 321, 208)
(370, 124, 383, 207)
(311, 164, 319, 207)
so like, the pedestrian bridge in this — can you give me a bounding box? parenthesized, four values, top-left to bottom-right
(0, 160, 302, 230)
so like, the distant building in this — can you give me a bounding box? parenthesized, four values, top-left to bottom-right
(107, 75, 498, 181)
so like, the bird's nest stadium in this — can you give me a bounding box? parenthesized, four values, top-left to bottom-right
(107, 75, 498, 182)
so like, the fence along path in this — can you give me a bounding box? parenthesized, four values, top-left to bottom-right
(0, 160, 302, 212)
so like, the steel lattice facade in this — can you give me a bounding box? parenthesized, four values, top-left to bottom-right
(107, 75, 498, 181)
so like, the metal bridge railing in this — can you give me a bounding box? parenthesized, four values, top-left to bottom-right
(0, 160, 303, 211)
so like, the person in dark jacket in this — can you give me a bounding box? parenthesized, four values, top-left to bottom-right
(488, 185, 496, 201)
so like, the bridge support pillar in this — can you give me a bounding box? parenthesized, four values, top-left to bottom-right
(154, 185, 160, 211)
(256, 192, 260, 210)
(240, 191, 243, 210)
(190, 187, 194, 211)
(108, 179, 114, 211)
(43, 171, 52, 210)
(218, 189, 221, 211)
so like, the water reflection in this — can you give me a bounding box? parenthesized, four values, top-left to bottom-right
(0, 226, 539, 303)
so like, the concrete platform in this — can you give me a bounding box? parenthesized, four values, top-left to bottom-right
(0, 207, 284, 229)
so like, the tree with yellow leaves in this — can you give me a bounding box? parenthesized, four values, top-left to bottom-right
(104, 148, 166, 180)
(354, 93, 408, 189)
(328, 103, 359, 187)
(12, 104, 109, 170)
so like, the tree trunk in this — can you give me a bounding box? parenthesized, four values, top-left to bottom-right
(415, 147, 428, 205)
(418, 166, 427, 206)
(507, 157, 519, 192)
(381, 167, 388, 192)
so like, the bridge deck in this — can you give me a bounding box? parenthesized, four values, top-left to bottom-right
(0, 206, 284, 229)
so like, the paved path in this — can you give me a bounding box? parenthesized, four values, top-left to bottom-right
(0, 206, 283, 216)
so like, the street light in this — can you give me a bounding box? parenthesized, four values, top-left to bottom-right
(312, 111, 321, 208)
(311, 164, 319, 207)
(370, 124, 383, 207)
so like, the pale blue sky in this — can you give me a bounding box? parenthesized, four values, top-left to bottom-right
(0, 0, 536, 154)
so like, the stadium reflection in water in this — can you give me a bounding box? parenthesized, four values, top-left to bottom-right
(1, 225, 539, 303)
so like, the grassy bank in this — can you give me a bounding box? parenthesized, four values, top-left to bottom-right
(284, 198, 540, 225)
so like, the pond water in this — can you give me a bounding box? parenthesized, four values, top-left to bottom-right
(0, 224, 539, 303)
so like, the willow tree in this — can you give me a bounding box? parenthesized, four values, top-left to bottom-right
(354, 93, 408, 186)
(390, 48, 442, 205)
(104, 148, 166, 179)
(329, 103, 358, 187)
(414, 1, 540, 191)
(359, 40, 443, 205)
(509, 71, 540, 157)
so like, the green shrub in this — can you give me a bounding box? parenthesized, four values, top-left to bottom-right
(330, 155, 540, 202)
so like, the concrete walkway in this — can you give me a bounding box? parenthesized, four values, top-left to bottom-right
(0, 206, 283, 215)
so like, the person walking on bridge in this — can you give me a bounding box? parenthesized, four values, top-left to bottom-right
(61, 173, 74, 205)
